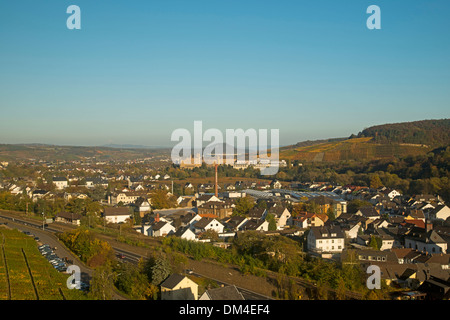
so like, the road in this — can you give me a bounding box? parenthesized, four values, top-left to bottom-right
(113, 247, 273, 300)
(1, 210, 361, 300)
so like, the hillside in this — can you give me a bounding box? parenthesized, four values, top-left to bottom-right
(0, 144, 170, 162)
(357, 119, 450, 147)
(281, 119, 450, 163)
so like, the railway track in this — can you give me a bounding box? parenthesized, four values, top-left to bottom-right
(0, 210, 364, 300)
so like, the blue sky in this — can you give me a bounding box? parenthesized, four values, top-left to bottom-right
(0, 0, 449, 147)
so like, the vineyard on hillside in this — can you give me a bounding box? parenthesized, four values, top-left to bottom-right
(0, 226, 86, 300)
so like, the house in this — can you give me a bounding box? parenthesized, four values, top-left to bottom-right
(180, 212, 203, 230)
(197, 201, 233, 219)
(175, 226, 197, 241)
(160, 274, 198, 300)
(109, 191, 148, 205)
(242, 219, 269, 232)
(429, 205, 450, 222)
(199, 285, 245, 300)
(405, 229, 448, 254)
(177, 196, 195, 207)
(293, 216, 308, 229)
(184, 182, 194, 189)
(195, 194, 221, 207)
(134, 197, 151, 216)
(343, 221, 362, 240)
(147, 220, 176, 237)
(267, 206, 292, 229)
(193, 217, 224, 234)
(307, 225, 345, 256)
(54, 211, 82, 226)
(248, 207, 267, 221)
(355, 206, 380, 219)
(52, 177, 68, 190)
(103, 207, 131, 224)
(381, 188, 402, 200)
(63, 192, 88, 202)
(85, 177, 108, 188)
(270, 180, 282, 189)
(308, 195, 347, 217)
(224, 216, 248, 232)
(31, 189, 49, 202)
(296, 212, 327, 228)
(405, 209, 426, 222)
(418, 276, 450, 300)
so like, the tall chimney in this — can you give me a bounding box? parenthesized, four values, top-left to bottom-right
(215, 163, 218, 198)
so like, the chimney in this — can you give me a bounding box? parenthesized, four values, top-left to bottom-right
(155, 213, 160, 223)
(214, 163, 218, 198)
(425, 219, 433, 232)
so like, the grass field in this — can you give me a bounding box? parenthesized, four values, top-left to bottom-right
(0, 226, 87, 300)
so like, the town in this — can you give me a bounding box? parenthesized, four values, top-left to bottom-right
(0, 150, 449, 301)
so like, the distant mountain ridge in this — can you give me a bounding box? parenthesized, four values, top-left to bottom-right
(1, 119, 448, 163)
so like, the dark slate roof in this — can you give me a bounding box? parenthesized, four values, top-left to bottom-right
(310, 225, 345, 239)
(103, 207, 131, 216)
(357, 206, 379, 218)
(204, 285, 245, 300)
(56, 211, 82, 220)
(160, 273, 190, 289)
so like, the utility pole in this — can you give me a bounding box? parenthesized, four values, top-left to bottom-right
(42, 210, 45, 230)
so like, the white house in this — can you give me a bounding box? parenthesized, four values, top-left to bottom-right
(293, 216, 308, 229)
(242, 219, 269, 232)
(267, 206, 292, 229)
(428, 205, 450, 222)
(103, 207, 131, 224)
(53, 177, 68, 190)
(134, 198, 151, 216)
(382, 188, 402, 200)
(147, 221, 176, 237)
(345, 222, 362, 240)
(405, 230, 447, 254)
(175, 227, 197, 241)
(307, 226, 345, 254)
(193, 217, 224, 234)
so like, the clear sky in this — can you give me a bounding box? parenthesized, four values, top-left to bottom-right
(0, 0, 449, 147)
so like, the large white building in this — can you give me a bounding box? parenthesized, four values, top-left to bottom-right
(307, 225, 345, 255)
(53, 177, 68, 190)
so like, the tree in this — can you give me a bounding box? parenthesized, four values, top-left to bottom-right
(370, 174, 383, 189)
(368, 235, 381, 250)
(233, 196, 254, 216)
(88, 263, 116, 300)
(146, 255, 172, 286)
(150, 189, 177, 209)
(266, 213, 277, 231)
(326, 207, 336, 221)
(114, 263, 149, 299)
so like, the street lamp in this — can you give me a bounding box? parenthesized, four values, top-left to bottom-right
(42, 210, 45, 230)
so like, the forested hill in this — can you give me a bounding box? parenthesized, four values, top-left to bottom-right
(356, 119, 450, 147)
